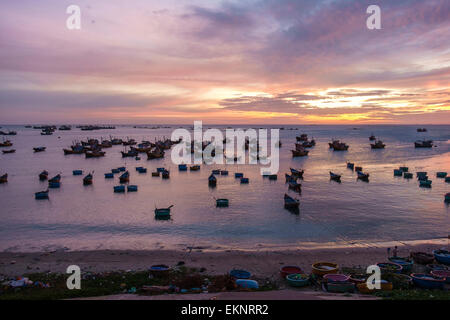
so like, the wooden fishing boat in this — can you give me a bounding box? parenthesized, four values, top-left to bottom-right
(151, 171, 160, 177)
(119, 171, 130, 183)
(161, 170, 170, 179)
(127, 185, 138, 192)
(290, 168, 304, 178)
(83, 173, 93, 185)
(2, 149, 15, 154)
(208, 174, 217, 186)
(288, 181, 301, 193)
(355, 166, 362, 172)
(369, 134, 376, 141)
(393, 169, 403, 176)
(356, 171, 369, 181)
(216, 198, 229, 207)
(155, 205, 173, 219)
(311, 262, 338, 276)
(146, 149, 165, 160)
(240, 177, 249, 184)
(377, 262, 403, 274)
(328, 140, 339, 148)
(414, 140, 433, 148)
(35, 189, 49, 200)
(0, 140, 13, 147)
(39, 170, 48, 180)
(411, 273, 445, 289)
(286, 274, 309, 287)
(296, 134, 308, 142)
(190, 165, 200, 171)
(410, 251, 434, 265)
(347, 162, 354, 170)
(291, 149, 309, 157)
(280, 266, 304, 278)
(113, 185, 125, 193)
(329, 171, 341, 182)
(329, 140, 349, 151)
(104, 172, 114, 179)
(85, 150, 105, 158)
(122, 139, 137, 146)
(419, 179, 432, 187)
(48, 174, 61, 183)
(433, 250, 450, 265)
(284, 194, 300, 210)
(73, 170, 83, 176)
(436, 172, 447, 178)
(33, 147, 46, 152)
(121, 149, 138, 158)
(0, 173, 8, 183)
(370, 140, 385, 149)
(446, 193, 450, 203)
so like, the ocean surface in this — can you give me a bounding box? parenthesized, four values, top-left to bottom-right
(0, 124, 449, 252)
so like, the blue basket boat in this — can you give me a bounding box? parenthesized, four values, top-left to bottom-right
(240, 177, 249, 184)
(113, 185, 125, 193)
(419, 179, 432, 187)
(127, 185, 138, 192)
(411, 273, 445, 289)
(436, 172, 447, 178)
(433, 250, 450, 265)
(393, 169, 403, 176)
(73, 170, 83, 176)
(236, 279, 259, 289)
(234, 172, 243, 178)
(230, 269, 251, 279)
(35, 189, 49, 200)
(286, 274, 309, 287)
(388, 257, 413, 273)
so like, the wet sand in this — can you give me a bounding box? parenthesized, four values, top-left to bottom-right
(0, 241, 446, 278)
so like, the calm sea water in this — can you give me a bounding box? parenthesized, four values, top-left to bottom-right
(0, 124, 449, 252)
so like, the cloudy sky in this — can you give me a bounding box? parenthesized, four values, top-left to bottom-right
(0, 0, 449, 124)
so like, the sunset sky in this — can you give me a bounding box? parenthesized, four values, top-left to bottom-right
(0, 0, 449, 124)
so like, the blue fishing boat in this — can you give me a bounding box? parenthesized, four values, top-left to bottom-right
(111, 168, 120, 174)
(288, 181, 301, 193)
(178, 164, 187, 171)
(35, 189, 49, 200)
(436, 172, 447, 178)
(137, 167, 147, 173)
(286, 274, 309, 287)
(399, 166, 408, 172)
(155, 205, 173, 219)
(83, 173, 93, 185)
(418, 174, 428, 181)
(284, 193, 300, 211)
(446, 193, 450, 203)
(285, 173, 297, 182)
(347, 162, 354, 170)
(419, 179, 432, 187)
(73, 170, 83, 176)
(356, 171, 369, 181)
(445, 177, 450, 183)
(211, 169, 220, 175)
(118, 167, 126, 172)
(208, 174, 217, 187)
(377, 262, 403, 274)
(393, 169, 403, 176)
(127, 185, 138, 192)
(48, 181, 60, 188)
(104, 172, 114, 179)
(329, 171, 341, 182)
(135, 167, 143, 171)
(157, 167, 165, 172)
(119, 171, 129, 183)
(388, 257, 413, 273)
(234, 172, 244, 178)
(403, 172, 413, 179)
(161, 170, 170, 179)
(411, 274, 445, 289)
(216, 198, 229, 207)
(240, 177, 249, 184)
(39, 170, 48, 180)
(113, 185, 125, 193)
(416, 171, 427, 177)
(230, 269, 251, 279)
(220, 170, 229, 176)
(290, 168, 304, 178)
(33, 146, 46, 153)
(433, 250, 450, 265)
(236, 279, 259, 289)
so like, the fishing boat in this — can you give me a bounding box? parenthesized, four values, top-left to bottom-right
(328, 140, 339, 148)
(83, 173, 93, 185)
(329, 172, 341, 182)
(387, 257, 413, 273)
(73, 170, 83, 176)
(119, 171, 130, 183)
(268, 174, 277, 180)
(399, 166, 408, 172)
(155, 205, 173, 220)
(403, 172, 413, 179)
(329, 140, 349, 151)
(436, 172, 447, 178)
(178, 164, 187, 171)
(377, 262, 403, 274)
(311, 262, 338, 276)
(291, 149, 309, 157)
(419, 179, 432, 187)
(121, 149, 138, 158)
(127, 185, 138, 192)
(347, 162, 354, 170)
(137, 167, 147, 173)
(414, 140, 433, 148)
(157, 167, 165, 172)
(48, 174, 61, 188)
(285, 174, 297, 183)
(240, 177, 249, 184)
(416, 171, 427, 177)
(296, 134, 308, 142)
(0, 173, 8, 183)
(211, 169, 221, 175)
(190, 165, 200, 171)
(356, 171, 369, 181)
(418, 174, 428, 181)
(284, 194, 300, 211)
(35, 189, 49, 200)
(288, 181, 301, 193)
(122, 138, 137, 146)
(410, 274, 445, 289)
(39, 170, 49, 180)
(433, 250, 450, 265)
(370, 140, 385, 149)
(151, 171, 160, 177)
(280, 266, 304, 278)
(220, 170, 229, 176)
(146, 148, 165, 160)
(355, 166, 362, 172)
(216, 198, 229, 207)
(118, 167, 126, 172)
(63, 146, 84, 155)
(286, 274, 309, 287)
(104, 172, 114, 179)
(290, 168, 304, 178)
(446, 193, 450, 203)
(208, 174, 217, 187)
(161, 170, 170, 179)
(393, 169, 403, 176)
(33, 147, 46, 152)
(417, 128, 427, 132)
(111, 168, 120, 174)
(113, 185, 125, 193)
(410, 251, 434, 265)
(369, 134, 376, 141)
(229, 269, 251, 279)
(0, 140, 13, 147)
(431, 270, 450, 283)
(2, 149, 15, 154)
(85, 150, 105, 158)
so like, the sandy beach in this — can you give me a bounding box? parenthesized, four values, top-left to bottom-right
(1, 241, 446, 278)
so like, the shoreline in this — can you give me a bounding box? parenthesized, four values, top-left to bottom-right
(1, 241, 446, 278)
